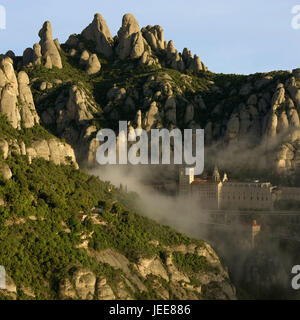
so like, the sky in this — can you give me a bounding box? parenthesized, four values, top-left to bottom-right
(0, 0, 299, 74)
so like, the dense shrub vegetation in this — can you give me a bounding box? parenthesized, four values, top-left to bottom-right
(0, 155, 201, 298)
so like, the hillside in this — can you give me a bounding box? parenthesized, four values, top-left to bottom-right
(0, 150, 235, 300)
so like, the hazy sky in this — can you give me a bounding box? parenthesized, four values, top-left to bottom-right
(0, 0, 299, 74)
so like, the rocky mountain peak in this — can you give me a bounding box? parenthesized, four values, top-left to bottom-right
(38, 20, 62, 69)
(117, 13, 145, 60)
(81, 13, 113, 58)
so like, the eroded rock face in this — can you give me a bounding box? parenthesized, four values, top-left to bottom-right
(0, 140, 9, 159)
(0, 274, 17, 300)
(142, 25, 165, 51)
(25, 138, 78, 168)
(0, 163, 12, 180)
(165, 97, 177, 124)
(225, 114, 240, 142)
(80, 50, 90, 66)
(144, 102, 161, 131)
(18, 71, 40, 128)
(72, 268, 96, 300)
(82, 13, 113, 58)
(272, 84, 285, 111)
(136, 256, 169, 281)
(22, 48, 34, 66)
(265, 112, 278, 138)
(38, 21, 62, 69)
(32, 43, 42, 66)
(86, 54, 101, 75)
(0, 57, 18, 93)
(0, 59, 40, 130)
(117, 13, 145, 60)
(96, 277, 116, 300)
(0, 84, 20, 129)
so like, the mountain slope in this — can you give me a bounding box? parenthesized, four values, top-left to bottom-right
(0, 152, 235, 300)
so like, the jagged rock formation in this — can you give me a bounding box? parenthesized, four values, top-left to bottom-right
(0, 57, 39, 129)
(0, 137, 78, 168)
(59, 268, 96, 300)
(38, 21, 62, 69)
(0, 83, 20, 129)
(5, 13, 300, 176)
(116, 13, 145, 60)
(58, 243, 236, 300)
(26, 139, 78, 168)
(86, 54, 101, 75)
(142, 25, 166, 51)
(81, 13, 113, 58)
(63, 12, 207, 75)
(23, 44, 42, 67)
(37, 83, 99, 166)
(18, 71, 40, 128)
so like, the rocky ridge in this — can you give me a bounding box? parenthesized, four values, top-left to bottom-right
(2, 13, 299, 176)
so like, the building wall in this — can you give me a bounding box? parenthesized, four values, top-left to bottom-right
(179, 171, 275, 211)
(178, 168, 194, 196)
(191, 183, 221, 210)
(220, 182, 274, 210)
(280, 187, 300, 201)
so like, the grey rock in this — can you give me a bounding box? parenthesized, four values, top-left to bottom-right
(96, 277, 116, 300)
(86, 54, 101, 75)
(239, 83, 253, 96)
(288, 108, 300, 127)
(32, 43, 42, 66)
(73, 268, 96, 300)
(0, 139, 9, 159)
(107, 85, 126, 101)
(69, 49, 77, 57)
(5, 51, 15, 59)
(225, 114, 240, 142)
(80, 50, 90, 65)
(0, 84, 20, 129)
(22, 48, 33, 66)
(165, 97, 177, 124)
(277, 111, 289, 133)
(81, 13, 113, 58)
(271, 84, 285, 110)
(0, 163, 12, 180)
(39, 21, 63, 69)
(65, 34, 79, 48)
(117, 13, 144, 60)
(44, 55, 53, 69)
(0, 57, 18, 94)
(144, 102, 161, 131)
(265, 111, 278, 137)
(18, 71, 40, 128)
(184, 104, 194, 124)
(142, 25, 165, 51)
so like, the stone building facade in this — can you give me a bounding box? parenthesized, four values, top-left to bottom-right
(179, 167, 275, 210)
(279, 187, 300, 202)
